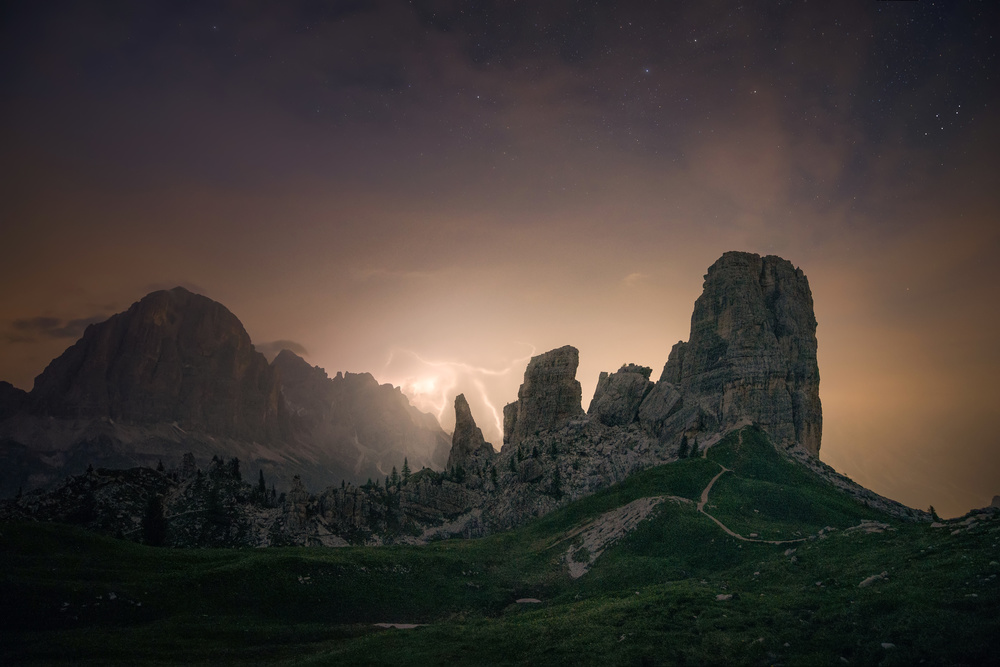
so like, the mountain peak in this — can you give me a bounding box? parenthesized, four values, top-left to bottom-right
(28, 288, 287, 442)
(662, 250, 821, 454)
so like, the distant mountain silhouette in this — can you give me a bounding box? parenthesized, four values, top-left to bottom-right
(0, 287, 451, 497)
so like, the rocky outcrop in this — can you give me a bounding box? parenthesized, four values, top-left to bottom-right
(0, 252, 849, 546)
(503, 345, 585, 448)
(648, 252, 822, 455)
(588, 364, 654, 427)
(447, 394, 496, 471)
(29, 287, 288, 442)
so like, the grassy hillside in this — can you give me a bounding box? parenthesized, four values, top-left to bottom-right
(3, 427, 998, 665)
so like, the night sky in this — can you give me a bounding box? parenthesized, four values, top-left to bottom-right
(2, 1, 998, 517)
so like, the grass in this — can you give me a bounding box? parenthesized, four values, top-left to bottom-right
(3, 426, 999, 665)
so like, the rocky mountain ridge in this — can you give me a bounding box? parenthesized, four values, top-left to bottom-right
(1, 252, 931, 547)
(0, 288, 451, 497)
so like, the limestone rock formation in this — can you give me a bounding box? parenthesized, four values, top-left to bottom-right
(29, 287, 288, 442)
(650, 252, 822, 455)
(503, 345, 585, 448)
(0, 292, 453, 499)
(272, 349, 451, 481)
(446, 394, 496, 471)
(587, 364, 654, 427)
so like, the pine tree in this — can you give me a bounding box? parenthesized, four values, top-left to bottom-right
(678, 435, 690, 459)
(551, 466, 563, 500)
(402, 458, 411, 484)
(228, 457, 241, 481)
(691, 437, 699, 458)
(258, 469, 266, 495)
(549, 442, 558, 459)
(156, 459, 165, 472)
(531, 445, 539, 459)
(391, 466, 400, 489)
(490, 465, 498, 485)
(142, 495, 168, 546)
(509, 456, 516, 473)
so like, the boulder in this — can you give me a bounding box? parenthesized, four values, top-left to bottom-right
(587, 364, 654, 427)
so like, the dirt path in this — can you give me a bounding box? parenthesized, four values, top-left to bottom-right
(696, 431, 806, 546)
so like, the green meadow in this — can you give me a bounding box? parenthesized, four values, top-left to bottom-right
(3, 427, 998, 665)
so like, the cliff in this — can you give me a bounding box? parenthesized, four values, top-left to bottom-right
(503, 345, 585, 449)
(29, 287, 288, 442)
(655, 252, 822, 455)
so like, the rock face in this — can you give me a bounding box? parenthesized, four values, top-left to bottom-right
(0, 291, 453, 498)
(447, 394, 496, 471)
(652, 252, 822, 455)
(0, 381, 27, 421)
(503, 345, 585, 448)
(2, 252, 931, 549)
(272, 349, 451, 481)
(588, 364, 654, 427)
(29, 287, 287, 442)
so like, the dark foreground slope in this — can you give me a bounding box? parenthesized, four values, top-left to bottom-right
(3, 427, 998, 666)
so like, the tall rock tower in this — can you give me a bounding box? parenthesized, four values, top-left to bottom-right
(660, 251, 822, 455)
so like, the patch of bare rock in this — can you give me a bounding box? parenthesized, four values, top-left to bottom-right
(563, 496, 691, 578)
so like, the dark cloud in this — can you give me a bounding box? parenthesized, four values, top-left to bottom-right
(256, 340, 309, 362)
(0, 0, 997, 518)
(7, 315, 108, 343)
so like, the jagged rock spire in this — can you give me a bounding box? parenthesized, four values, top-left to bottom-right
(447, 393, 495, 470)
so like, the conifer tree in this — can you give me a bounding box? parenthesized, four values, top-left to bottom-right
(678, 435, 690, 459)
(258, 469, 266, 495)
(402, 458, 411, 484)
(551, 466, 563, 500)
(142, 495, 168, 546)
